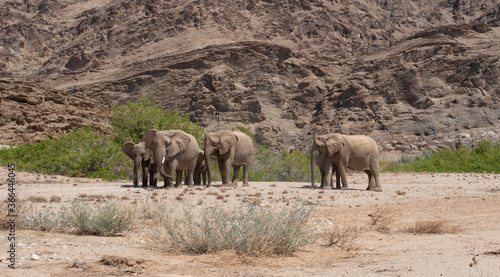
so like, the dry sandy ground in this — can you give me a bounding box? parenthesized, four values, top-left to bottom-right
(1, 167, 499, 277)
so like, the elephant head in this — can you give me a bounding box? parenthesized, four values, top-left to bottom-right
(310, 134, 344, 188)
(145, 129, 191, 181)
(204, 130, 238, 186)
(122, 141, 151, 187)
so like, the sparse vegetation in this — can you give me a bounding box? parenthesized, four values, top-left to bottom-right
(385, 141, 500, 173)
(69, 201, 136, 236)
(151, 202, 316, 256)
(407, 219, 461, 234)
(323, 223, 359, 253)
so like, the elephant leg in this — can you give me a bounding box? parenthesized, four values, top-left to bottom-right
(337, 165, 349, 189)
(193, 171, 200, 186)
(149, 169, 158, 188)
(231, 165, 241, 187)
(202, 170, 207, 186)
(319, 167, 325, 189)
(141, 162, 149, 187)
(324, 162, 334, 190)
(175, 170, 183, 187)
(364, 170, 373, 190)
(242, 163, 250, 187)
(218, 157, 231, 186)
(163, 166, 175, 188)
(372, 161, 382, 191)
(185, 168, 195, 187)
(335, 169, 341, 189)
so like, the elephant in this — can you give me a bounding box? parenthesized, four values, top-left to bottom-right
(204, 130, 253, 187)
(121, 141, 158, 187)
(311, 150, 340, 189)
(194, 150, 207, 186)
(310, 133, 382, 192)
(145, 129, 200, 188)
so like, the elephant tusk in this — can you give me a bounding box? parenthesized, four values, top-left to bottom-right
(162, 156, 165, 165)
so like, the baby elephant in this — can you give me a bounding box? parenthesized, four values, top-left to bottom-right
(121, 141, 158, 187)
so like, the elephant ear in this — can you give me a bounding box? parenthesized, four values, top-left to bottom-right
(144, 129, 158, 150)
(121, 141, 136, 159)
(218, 131, 238, 155)
(167, 131, 191, 157)
(138, 141, 152, 161)
(326, 135, 344, 157)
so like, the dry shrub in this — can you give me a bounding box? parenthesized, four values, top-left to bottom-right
(27, 195, 47, 203)
(70, 201, 136, 236)
(324, 223, 359, 253)
(0, 200, 32, 229)
(407, 218, 461, 234)
(368, 208, 395, 233)
(151, 203, 316, 256)
(50, 195, 62, 203)
(100, 255, 144, 267)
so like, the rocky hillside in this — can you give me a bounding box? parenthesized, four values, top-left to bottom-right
(0, 79, 110, 145)
(1, 0, 499, 154)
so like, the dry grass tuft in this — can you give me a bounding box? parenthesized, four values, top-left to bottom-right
(407, 219, 461, 234)
(50, 195, 62, 203)
(27, 195, 48, 203)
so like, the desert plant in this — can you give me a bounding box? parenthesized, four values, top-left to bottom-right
(0, 200, 32, 229)
(23, 206, 70, 232)
(69, 201, 136, 236)
(323, 223, 359, 252)
(407, 219, 461, 234)
(151, 202, 316, 256)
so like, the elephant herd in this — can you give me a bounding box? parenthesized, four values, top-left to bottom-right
(122, 130, 382, 192)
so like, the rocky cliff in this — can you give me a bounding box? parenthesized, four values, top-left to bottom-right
(1, 0, 499, 154)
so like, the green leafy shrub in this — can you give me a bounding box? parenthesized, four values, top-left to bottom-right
(111, 97, 204, 145)
(69, 201, 136, 236)
(384, 141, 500, 173)
(151, 202, 316, 256)
(0, 128, 129, 179)
(249, 145, 319, 182)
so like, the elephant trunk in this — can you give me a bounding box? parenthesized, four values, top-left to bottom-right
(205, 148, 212, 187)
(154, 144, 173, 181)
(133, 157, 141, 187)
(311, 150, 318, 189)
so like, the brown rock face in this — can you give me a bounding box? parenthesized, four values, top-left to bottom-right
(0, 0, 499, 153)
(0, 80, 110, 145)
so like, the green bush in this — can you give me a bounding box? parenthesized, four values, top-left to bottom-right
(151, 202, 316, 256)
(384, 141, 500, 173)
(0, 128, 129, 179)
(249, 145, 319, 182)
(111, 97, 204, 145)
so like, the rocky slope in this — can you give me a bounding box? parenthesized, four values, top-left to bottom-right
(0, 79, 110, 145)
(1, 0, 499, 153)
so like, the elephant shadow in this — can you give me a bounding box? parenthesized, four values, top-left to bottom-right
(296, 185, 367, 191)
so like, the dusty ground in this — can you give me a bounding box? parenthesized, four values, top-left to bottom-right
(1, 167, 500, 276)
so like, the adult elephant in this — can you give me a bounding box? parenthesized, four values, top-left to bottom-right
(310, 133, 382, 191)
(121, 141, 157, 187)
(204, 130, 253, 187)
(145, 129, 200, 188)
(311, 151, 340, 189)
